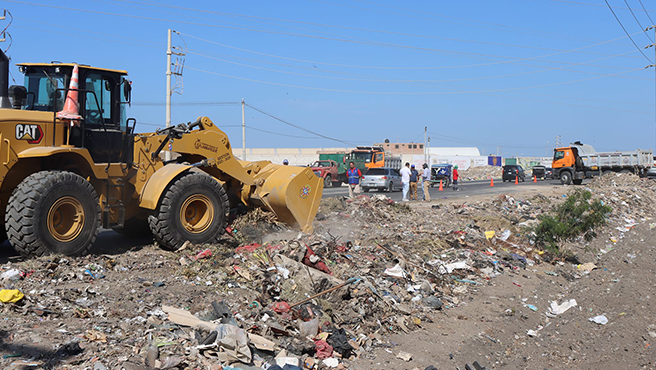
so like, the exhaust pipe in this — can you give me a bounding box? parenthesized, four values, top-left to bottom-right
(0, 48, 10, 108)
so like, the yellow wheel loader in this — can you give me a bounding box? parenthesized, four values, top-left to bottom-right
(0, 50, 323, 257)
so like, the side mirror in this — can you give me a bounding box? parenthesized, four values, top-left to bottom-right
(123, 79, 132, 104)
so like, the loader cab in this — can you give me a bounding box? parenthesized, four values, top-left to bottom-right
(17, 63, 133, 164)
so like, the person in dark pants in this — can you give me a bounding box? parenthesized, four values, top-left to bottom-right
(452, 165, 460, 191)
(347, 161, 362, 197)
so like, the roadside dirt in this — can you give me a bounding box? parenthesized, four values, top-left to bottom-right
(1, 174, 654, 370)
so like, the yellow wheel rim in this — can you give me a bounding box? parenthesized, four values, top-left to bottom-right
(47, 196, 85, 243)
(180, 194, 214, 233)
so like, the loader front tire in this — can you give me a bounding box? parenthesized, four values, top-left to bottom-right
(6, 171, 101, 257)
(148, 171, 229, 251)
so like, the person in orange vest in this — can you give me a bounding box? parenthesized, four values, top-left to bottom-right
(452, 165, 460, 191)
(347, 161, 362, 198)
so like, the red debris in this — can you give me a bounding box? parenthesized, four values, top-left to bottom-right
(272, 301, 291, 314)
(235, 243, 261, 254)
(314, 339, 334, 359)
(302, 246, 332, 275)
(194, 248, 212, 260)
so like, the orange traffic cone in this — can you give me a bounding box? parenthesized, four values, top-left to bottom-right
(57, 64, 82, 120)
(490, 177, 494, 187)
(533, 175, 537, 183)
(515, 175, 519, 185)
(438, 179, 443, 191)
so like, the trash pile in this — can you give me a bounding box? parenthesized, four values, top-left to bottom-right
(579, 173, 656, 245)
(459, 166, 501, 181)
(2, 175, 655, 369)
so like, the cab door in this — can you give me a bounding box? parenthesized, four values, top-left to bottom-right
(80, 70, 131, 163)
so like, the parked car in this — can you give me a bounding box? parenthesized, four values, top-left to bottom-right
(430, 164, 452, 187)
(502, 165, 526, 182)
(646, 167, 656, 179)
(361, 167, 402, 192)
(532, 165, 546, 180)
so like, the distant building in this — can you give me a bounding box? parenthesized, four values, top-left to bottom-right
(375, 142, 480, 156)
(374, 142, 425, 155)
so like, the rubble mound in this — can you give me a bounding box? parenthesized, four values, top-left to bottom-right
(5, 179, 656, 369)
(460, 165, 501, 180)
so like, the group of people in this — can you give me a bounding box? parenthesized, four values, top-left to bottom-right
(345, 161, 459, 201)
(397, 162, 458, 201)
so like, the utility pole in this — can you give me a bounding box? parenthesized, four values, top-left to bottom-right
(427, 136, 431, 165)
(165, 29, 172, 161)
(555, 135, 562, 148)
(165, 29, 185, 161)
(242, 99, 246, 160)
(423, 126, 427, 163)
(646, 26, 656, 155)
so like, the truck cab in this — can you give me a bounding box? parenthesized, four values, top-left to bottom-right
(552, 146, 584, 185)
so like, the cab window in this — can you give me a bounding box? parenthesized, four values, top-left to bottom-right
(374, 153, 383, 163)
(84, 73, 113, 127)
(554, 151, 565, 161)
(23, 72, 68, 112)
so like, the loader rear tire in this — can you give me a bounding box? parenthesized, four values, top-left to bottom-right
(148, 171, 229, 251)
(5, 171, 100, 257)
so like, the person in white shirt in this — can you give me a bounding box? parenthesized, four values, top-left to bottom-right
(399, 162, 411, 201)
(421, 163, 431, 201)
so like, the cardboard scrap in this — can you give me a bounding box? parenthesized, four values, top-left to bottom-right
(162, 305, 275, 352)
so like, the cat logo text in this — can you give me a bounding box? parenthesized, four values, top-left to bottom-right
(15, 124, 44, 144)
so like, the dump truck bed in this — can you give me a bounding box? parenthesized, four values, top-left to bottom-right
(579, 149, 652, 169)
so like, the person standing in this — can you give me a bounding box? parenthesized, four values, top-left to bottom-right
(421, 163, 431, 201)
(452, 165, 460, 191)
(399, 162, 411, 201)
(347, 161, 362, 198)
(409, 164, 419, 200)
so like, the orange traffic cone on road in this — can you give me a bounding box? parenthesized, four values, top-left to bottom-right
(533, 175, 537, 183)
(57, 64, 82, 120)
(490, 177, 494, 187)
(438, 179, 444, 191)
(515, 175, 519, 185)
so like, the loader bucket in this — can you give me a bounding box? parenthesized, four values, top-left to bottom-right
(248, 162, 323, 233)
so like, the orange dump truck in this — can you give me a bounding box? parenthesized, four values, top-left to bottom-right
(552, 141, 652, 185)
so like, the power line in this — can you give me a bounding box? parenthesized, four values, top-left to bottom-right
(187, 47, 642, 84)
(181, 32, 643, 71)
(638, 0, 656, 25)
(604, 0, 653, 62)
(102, 0, 638, 59)
(246, 126, 322, 139)
(244, 103, 356, 145)
(186, 65, 644, 95)
(12, 0, 611, 65)
(132, 101, 240, 106)
(322, 0, 598, 42)
(623, 0, 654, 42)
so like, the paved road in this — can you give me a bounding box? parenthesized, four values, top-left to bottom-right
(322, 178, 561, 201)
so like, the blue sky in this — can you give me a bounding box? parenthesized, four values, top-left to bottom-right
(1, 0, 655, 156)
